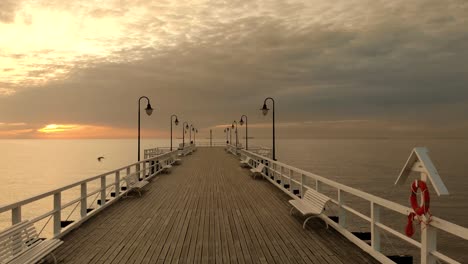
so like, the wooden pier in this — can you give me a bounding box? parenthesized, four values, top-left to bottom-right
(53, 147, 377, 264)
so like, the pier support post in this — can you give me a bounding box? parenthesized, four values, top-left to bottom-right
(371, 202, 381, 252)
(53, 192, 61, 237)
(81, 183, 87, 218)
(12, 206, 21, 225)
(338, 189, 346, 228)
(421, 220, 437, 264)
(115, 171, 120, 197)
(100, 176, 106, 207)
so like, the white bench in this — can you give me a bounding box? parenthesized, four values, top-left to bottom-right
(173, 158, 182, 165)
(0, 220, 63, 264)
(289, 189, 331, 229)
(250, 163, 265, 179)
(240, 157, 251, 168)
(161, 164, 172, 173)
(124, 173, 149, 197)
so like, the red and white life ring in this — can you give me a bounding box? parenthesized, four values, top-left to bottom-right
(405, 179, 431, 237)
(410, 179, 430, 216)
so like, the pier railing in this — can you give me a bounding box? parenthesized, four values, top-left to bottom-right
(0, 150, 179, 239)
(236, 149, 468, 264)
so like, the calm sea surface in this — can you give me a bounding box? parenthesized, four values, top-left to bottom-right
(0, 139, 467, 261)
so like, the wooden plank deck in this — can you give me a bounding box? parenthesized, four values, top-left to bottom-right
(53, 147, 379, 264)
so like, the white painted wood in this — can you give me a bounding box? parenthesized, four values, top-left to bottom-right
(338, 189, 346, 228)
(395, 147, 449, 196)
(421, 222, 437, 264)
(100, 176, 106, 207)
(11, 206, 21, 225)
(371, 202, 381, 252)
(53, 192, 61, 237)
(80, 183, 87, 218)
(115, 171, 120, 198)
(300, 174, 305, 197)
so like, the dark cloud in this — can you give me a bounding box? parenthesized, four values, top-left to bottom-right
(0, 0, 18, 23)
(1, 0, 467, 138)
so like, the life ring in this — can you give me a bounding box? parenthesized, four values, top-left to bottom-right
(410, 180, 430, 216)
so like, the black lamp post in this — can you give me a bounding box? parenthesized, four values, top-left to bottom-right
(232, 121, 238, 148)
(189, 124, 194, 144)
(261, 97, 276, 160)
(193, 128, 198, 144)
(138, 96, 153, 161)
(224, 128, 229, 144)
(170, 115, 179, 151)
(228, 127, 232, 145)
(182, 122, 189, 148)
(240, 115, 248, 150)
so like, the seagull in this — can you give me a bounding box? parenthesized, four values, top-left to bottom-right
(97, 156, 105, 162)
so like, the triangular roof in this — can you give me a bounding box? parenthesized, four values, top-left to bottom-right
(394, 147, 449, 196)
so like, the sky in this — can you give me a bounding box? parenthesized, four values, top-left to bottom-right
(0, 0, 467, 139)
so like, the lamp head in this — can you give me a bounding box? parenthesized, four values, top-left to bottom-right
(145, 103, 153, 116)
(174, 117, 179, 126)
(231, 124, 234, 129)
(261, 103, 269, 116)
(239, 119, 244, 126)
(196, 129, 198, 133)
(185, 124, 189, 129)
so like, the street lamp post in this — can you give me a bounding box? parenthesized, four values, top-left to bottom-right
(170, 115, 179, 151)
(138, 96, 153, 162)
(261, 97, 276, 160)
(224, 128, 229, 144)
(228, 127, 232, 146)
(232, 121, 238, 148)
(182, 122, 189, 148)
(189, 124, 194, 144)
(240, 115, 248, 150)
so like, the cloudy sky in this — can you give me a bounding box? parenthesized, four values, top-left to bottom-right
(0, 0, 467, 139)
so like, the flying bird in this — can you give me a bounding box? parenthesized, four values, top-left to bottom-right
(97, 156, 105, 162)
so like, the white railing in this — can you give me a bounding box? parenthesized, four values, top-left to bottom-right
(226, 144, 272, 158)
(236, 149, 468, 264)
(196, 140, 226, 147)
(144, 147, 172, 159)
(0, 150, 179, 239)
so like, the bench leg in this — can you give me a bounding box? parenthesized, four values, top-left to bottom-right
(290, 207, 295, 215)
(303, 215, 318, 229)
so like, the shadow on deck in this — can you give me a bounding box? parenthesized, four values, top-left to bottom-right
(54, 147, 378, 264)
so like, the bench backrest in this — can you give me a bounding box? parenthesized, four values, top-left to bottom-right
(256, 163, 265, 172)
(303, 189, 330, 213)
(0, 221, 41, 263)
(242, 157, 251, 163)
(125, 173, 139, 188)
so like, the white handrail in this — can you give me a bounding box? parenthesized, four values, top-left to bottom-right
(0, 150, 180, 239)
(235, 147, 467, 264)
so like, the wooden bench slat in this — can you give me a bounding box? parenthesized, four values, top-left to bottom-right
(289, 189, 331, 229)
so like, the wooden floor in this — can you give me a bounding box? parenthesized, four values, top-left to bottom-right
(54, 147, 378, 264)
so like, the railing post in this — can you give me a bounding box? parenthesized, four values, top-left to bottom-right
(421, 221, 437, 264)
(53, 192, 61, 237)
(100, 176, 106, 206)
(300, 174, 305, 196)
(338, 189, 346, 227)
(80, 183, 87, 218)
(288, 169, 292, 189)
(280, 165, 283, 184)
(136, 163, 141, 180)
(115, 171, 120, 196)
(315, 179, 322, 192)
(12, 206, 21, 225)
(371, 202, 381, 251)
(142, 161, 147, 179)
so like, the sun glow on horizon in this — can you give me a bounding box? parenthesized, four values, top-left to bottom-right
(37, 124, 80, 133)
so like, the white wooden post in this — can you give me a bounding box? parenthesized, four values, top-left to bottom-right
(421, 222, 437, 264)
(136, 164, 141, 180)
(371, 202, 381, 251)
(316, 179, 322, 192)
(53, 192, 61, 237)
(12, 206, 21, 225)
(338, 189, 346, 227)
(300, 174, 305, 196)
(288, 169, 292, 189)
(80, 183, 87, 218)
(280, 166, 284, 184)
(100, 176, 106, 206)
(142, 161, 146, 179)
(115, 171, 120, 196)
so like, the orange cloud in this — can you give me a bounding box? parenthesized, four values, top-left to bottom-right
(36, 123, 165, 139)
